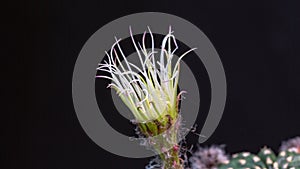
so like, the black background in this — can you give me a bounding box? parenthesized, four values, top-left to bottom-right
(7, 0, 300, 168)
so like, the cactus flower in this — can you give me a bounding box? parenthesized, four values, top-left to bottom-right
(97, 26, 195, 169)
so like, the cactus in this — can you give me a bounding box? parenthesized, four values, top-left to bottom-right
(218, 152, 266, 169)
(218, 147, 300, 169)
(276, 149, 300, 169)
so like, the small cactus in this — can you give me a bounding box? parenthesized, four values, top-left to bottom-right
(218, 147, 300, 169)
(218, 152, 266, 169)
(276, 149, 300, 169)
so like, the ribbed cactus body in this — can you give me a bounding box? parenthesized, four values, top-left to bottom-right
(218, 147, 300, 169)
(218, 152, 265, 169)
